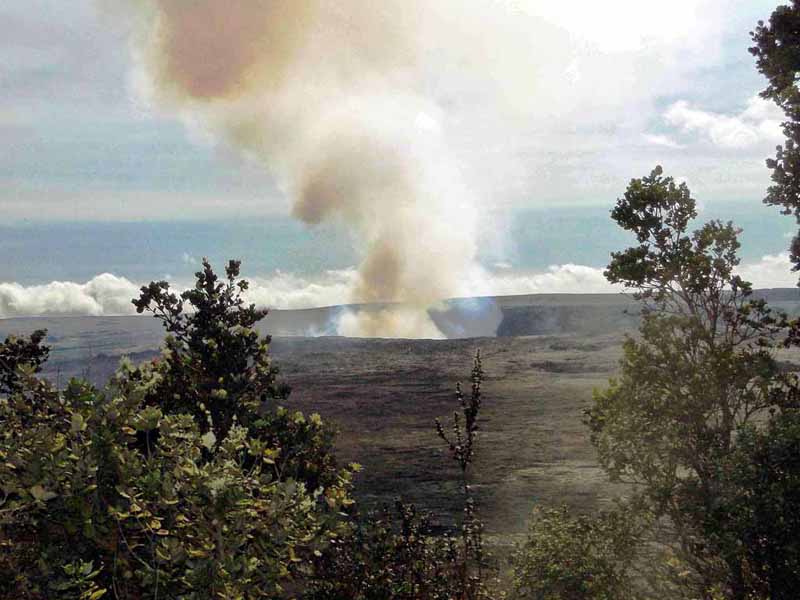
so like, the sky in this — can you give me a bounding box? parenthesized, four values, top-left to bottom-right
(0, 1, 784, 219)
(1, 1, 798, 321)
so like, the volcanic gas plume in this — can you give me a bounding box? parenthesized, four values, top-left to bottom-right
(124, 0, 529, 338)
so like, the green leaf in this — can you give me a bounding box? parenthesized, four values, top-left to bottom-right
(201, 430, 217, 450)
(30, 484, 57, 502)
(70, 413, 86, 433)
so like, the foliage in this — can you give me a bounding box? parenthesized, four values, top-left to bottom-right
(305, 352, 499, 600)
(132, 258, 341, 491)
(604, 166, 759, 313)
(308, 500, 486, 600)
(750, 2, 800, 272)
(132, 259, 285, 435)
(512, 506, 642, 600)
(0, 329, 49, 394)
(0, 260, 356, 599)
(588, 167, 800, 598)
(707, 409, 800, 600)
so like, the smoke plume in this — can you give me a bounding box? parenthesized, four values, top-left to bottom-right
(122, 1, 717, 337)
(122, 0, 536, 338)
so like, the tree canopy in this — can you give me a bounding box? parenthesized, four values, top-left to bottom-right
(751, 1, 800, 273)
(588, 167, 800, 599)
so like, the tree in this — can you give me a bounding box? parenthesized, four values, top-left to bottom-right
(0, 329, 49, 395)
(133, 258, 340, 491)
(587, 167, 796, 599)
(751, 2, 800, 273)
(710, 409, 800, 600)
(1, 260, 355, 598)
(512, 506, 641, 600)
(132, 258, 285, 439)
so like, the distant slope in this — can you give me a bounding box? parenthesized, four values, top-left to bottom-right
(492, 288, 800, 337)
(1, 290, 798, 366)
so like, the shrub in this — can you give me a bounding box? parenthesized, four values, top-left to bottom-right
(0, 260, 355, 598)
(512, 506, 640, 600)
(0, 328, 48, 394)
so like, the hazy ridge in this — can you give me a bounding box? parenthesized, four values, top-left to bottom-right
(2, 289, 797, 385)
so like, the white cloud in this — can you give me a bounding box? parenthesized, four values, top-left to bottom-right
(0, 266, 615, 319)
(522, 0, 726, 54)
(643, 134, 685, 150)
(245, 270, 357, 310)
(468, 264, 619, 296)
(663, 95, 783, 149)
(1, 253, 795, 320)
(0, 274, 140, 318)
(736, 252, 797, 289)
(0, 270, 359, 319)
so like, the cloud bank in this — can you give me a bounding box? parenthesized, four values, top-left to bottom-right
(0, 274, 140, 318)
(1, 254, 794, 322)
(663, 95, 783, 150)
